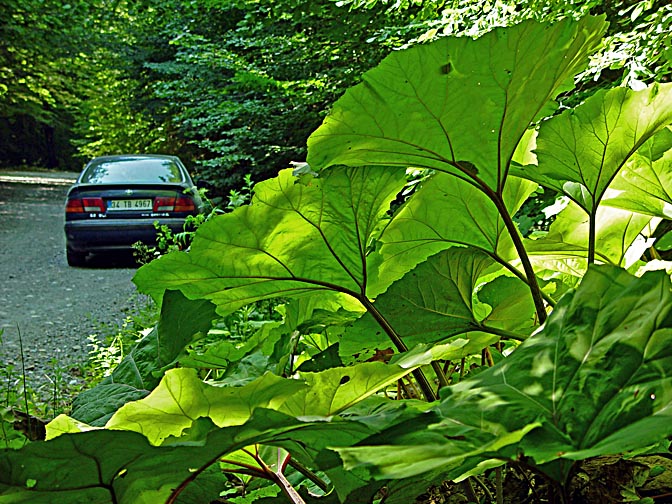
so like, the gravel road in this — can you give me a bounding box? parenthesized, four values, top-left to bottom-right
(0, 170, 142, 401)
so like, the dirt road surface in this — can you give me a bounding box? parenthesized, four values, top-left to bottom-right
(0, 169, 141, 400)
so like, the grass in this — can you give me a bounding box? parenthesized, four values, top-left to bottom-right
(0, 294, 158, 449)
(83, 294, 157, 385)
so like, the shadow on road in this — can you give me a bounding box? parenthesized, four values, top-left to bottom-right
(73, 251, 141, 269)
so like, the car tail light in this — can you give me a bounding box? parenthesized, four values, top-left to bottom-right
(66, 197, 105, 213)
(65, 199, 83, 213)
(83, 198, 105, 212)
(153, 196, 196, 212)
(174, 196, 196, 212)
(153, 197, 175, 212)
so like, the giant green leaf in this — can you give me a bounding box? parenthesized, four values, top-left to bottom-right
(0, 409, 377, 504)
(99, 342, 471, 446)
(333, 266, 672, 483)
(105, 370, 307, 444)
(371, 172, 537, 289)
(70, 291, 218, 426)
(603, 127, 672, 218)
(2, 347, 493, 502)
(524, 201, 660, 281)
(133, 167, 407, 314)
(519, 83, 672, 214)
(364, 247, 494, 343)
(341, 247, 528, 358)
(307, 16, 606, 191)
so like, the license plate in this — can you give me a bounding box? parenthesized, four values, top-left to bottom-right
(108, 199, 153, 211)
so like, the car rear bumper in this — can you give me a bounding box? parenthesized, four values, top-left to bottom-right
(65, 218, 187, 253)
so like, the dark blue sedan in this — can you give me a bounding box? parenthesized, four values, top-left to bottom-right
(64, 154, 204, 266)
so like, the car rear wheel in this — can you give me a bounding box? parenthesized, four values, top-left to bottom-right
(66, 247, 86, 267)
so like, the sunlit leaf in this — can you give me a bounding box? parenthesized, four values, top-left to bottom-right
(524, 201, 660, 280)
(371, 173, 537, 288)
(519, 84, 672, 213)
(133, 167, 407, 312)
(336, 266, 672, 483)
(46, 414, 101, 440)
(603, 127, 672, 218)
(86, 342, 465, 446)
(308, 17, 607, 191)
(106, 370, 307, 444)
(341, 247, 529, 358)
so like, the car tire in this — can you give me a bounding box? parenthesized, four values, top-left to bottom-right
(66, 247, 86, 267)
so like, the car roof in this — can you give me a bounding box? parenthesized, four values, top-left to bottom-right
(86, 154, 182, 164)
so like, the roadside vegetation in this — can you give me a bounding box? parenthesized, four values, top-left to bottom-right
(3, 1, 672, 503)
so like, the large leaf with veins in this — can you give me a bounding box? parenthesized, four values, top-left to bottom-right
(96, 340, 485, 445)
(133, 166, 407, 313)
(603, 127, 672, 218)
(521, 201, 660, 291)
(341, 247, 533, 358)
(0, 343, 481, 503)
(370, 172, 537, 290)
(518, 84, 672, 214)
(307, 17, 606, 191)
(335, 266, 672, 483)
(0, 409, 378, 504)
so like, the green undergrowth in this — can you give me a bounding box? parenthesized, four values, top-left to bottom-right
(83, 294, 159, 386)
(1, 294, 157, 447)
(0, 332, 81, 426)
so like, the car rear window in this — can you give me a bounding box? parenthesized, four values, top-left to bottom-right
(80, 157, 185, 184)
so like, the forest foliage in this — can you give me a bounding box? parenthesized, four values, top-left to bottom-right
(3, 10, 672, 503)
(1, 0, 671, 192)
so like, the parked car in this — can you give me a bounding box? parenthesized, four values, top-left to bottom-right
(64, 154, 204, 266)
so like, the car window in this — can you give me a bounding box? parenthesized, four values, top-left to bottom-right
(81, 158, 185, 184)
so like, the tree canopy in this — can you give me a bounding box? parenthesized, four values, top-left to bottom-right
(1, 0, 670, 190)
